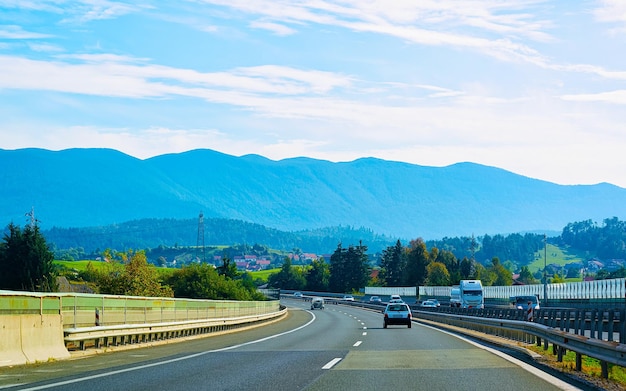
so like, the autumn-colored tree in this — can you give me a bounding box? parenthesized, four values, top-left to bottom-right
(474, 262, 494, 285)
(167, 263, 265, 300)
(92, 249, 173, 297)
(489, 257, 513, 286)
(425, 261, 450, 286)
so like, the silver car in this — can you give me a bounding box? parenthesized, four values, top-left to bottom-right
(310, 297, 325, 310)
(383, 303, 412, 328)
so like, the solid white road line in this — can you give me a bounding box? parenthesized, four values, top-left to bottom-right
(16, 312, 318, 391)
(418, 322, 582, 391)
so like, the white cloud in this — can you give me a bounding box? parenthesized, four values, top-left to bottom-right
(0, 54, 354, 98)
(198, 0, 555, 64)
(27, 42, 64, 52)
(0, 1, 147, 22)
(0, 25, 52, 39)
(560, 90, 626, 105)
(249, 20, 297, 36)
(593, 0, 626, 28)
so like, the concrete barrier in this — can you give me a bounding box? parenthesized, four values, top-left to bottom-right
(19, 314, 70, 364)
(0, 315, 27, 366)
(1, 291, 281, 367)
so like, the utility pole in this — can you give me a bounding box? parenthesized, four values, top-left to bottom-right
(25, 206, 39, 228)
(196, 211, 206, 263)
(543, 234, 548, 305)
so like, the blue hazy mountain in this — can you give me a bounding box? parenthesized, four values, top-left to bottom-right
(2, 148, 625, 239)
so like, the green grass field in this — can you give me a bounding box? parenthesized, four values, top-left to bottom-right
(248, 268, 279, 282)
(55, 260, 103, 272)
(55, 260, 277, 281)
(527, 244, 588, 273)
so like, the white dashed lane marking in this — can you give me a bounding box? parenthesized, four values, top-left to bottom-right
(322, 358, 342, 369)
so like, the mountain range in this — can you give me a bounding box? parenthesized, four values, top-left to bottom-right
(2, 148, 625, 240)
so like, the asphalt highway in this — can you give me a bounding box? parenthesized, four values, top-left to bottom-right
(0, 298, 582, 391)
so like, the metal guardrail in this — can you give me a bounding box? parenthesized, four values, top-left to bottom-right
(414, 309, 626, 378)
(59, 293, 280, 328)
(64, 307, 287, 351)
(0, 291, 284, 354)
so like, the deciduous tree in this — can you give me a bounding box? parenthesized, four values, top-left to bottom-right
(92, 250, 173, 297)
(305, 258, 329, 291)
(425, 262, 450, 286)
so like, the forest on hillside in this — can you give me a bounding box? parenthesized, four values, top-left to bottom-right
(32, 216, 626, 275)
(41, 218, 398, 261)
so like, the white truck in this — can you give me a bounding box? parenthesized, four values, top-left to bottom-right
(458, 280, 484, 309)
(449, 286, 461, 307)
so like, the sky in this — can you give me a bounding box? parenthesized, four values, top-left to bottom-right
(1, 1, 625, 188)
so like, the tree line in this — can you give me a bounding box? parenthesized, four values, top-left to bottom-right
(267, 242, 370, 293)
(0, 222, 264, 301)
(559, 217, 626, 260)
(266, 238, 517, 292)
(43, 218, 399, 257)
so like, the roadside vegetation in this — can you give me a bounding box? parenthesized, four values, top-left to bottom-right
(526, 343, 626, 389)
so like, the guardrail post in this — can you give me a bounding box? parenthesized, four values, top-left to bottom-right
(619, 308, 626, 343)
(607, 310, 615, 342)
(73, 295, 77, 329)
(573, 309, 582, 335)
(95, 308, 100, 326)
(590, 309, 598, 339)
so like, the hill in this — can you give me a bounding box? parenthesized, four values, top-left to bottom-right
(2, 148, 626, 239)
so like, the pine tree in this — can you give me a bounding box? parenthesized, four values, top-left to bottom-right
(0, 222, 58, 292)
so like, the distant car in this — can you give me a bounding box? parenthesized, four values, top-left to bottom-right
(390, 294, 402, 302)
(293, 292, 303, 298)
(342, 295, 355, 301)
(420, 300, 438, 308)
(383, 302, 412, 328)
(369, 296, 382, 303)
(310, 297, 325, 310)
(429, 299, 441, 307)
(511, 295, 540, 311)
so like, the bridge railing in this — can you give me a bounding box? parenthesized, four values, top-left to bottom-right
(0, 290, 283, 366)
(59, 293, 279, 328)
